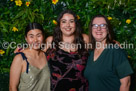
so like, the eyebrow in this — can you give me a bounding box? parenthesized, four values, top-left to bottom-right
(28, 34, 34, 36)
(36, 33, 42, 35)
(61, 19, 75, 21)
(92, 23, 107, 25)
(28, 33, 42, 36)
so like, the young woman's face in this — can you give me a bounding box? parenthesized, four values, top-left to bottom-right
(60, 13, 76, 37)
(92, 17, 108, 43)
(25, 29, 43, 49)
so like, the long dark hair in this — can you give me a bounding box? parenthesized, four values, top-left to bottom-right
(89, 15, 114, 49)
(52, 10, 87, 55)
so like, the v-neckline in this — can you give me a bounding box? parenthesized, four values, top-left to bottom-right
(92, 48, 106, 62)
(29, 63, 47, 70)
(21, 63, 47, 75)
(59, 48, 77, 54)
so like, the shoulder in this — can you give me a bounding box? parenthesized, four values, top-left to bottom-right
(82, 34, 89, 43)
(106, 44, 128, 57)
(14, 54, 23, 61)
(108, 44, 125, 52)
(11, 54, 23, 67)
(46, 36, 53, 43)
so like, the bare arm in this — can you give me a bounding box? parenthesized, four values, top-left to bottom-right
(120, 76, 131, 91)
(82, 34, 90, 49)
(9, 54, 23, 91)
(82, 34, 89, 44)
(43, 36, 53, 52)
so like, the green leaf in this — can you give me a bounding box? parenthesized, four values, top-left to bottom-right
(0, 21, 8, 32)
(39, 14, 44, 20)
(33, 9, 39, 13)
(5, 45, 10, 56)
(13, 10, 25, 20)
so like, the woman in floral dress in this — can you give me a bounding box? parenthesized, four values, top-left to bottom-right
(45, 10, 89, 91)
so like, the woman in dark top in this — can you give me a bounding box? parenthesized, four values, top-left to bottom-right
(45, 10, 89, 91)
(84, 15, 133, 91)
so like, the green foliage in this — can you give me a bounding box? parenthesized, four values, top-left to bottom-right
(0, 0, 136, 90)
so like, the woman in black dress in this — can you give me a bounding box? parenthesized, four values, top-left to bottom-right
(45, 10, 89, 91)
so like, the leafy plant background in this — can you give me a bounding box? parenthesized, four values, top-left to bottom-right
(0, 0, 136, 91)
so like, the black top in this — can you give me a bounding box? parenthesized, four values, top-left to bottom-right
(46, 48, 89, 91)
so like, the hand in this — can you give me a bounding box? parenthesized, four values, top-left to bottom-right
(113, 40, 122, 48)
(14, 47, 23, 53)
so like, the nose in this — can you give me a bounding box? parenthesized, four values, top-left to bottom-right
(34, 37, 38, 42)
(97, 26, 101, 31)
(66, 22, 70, 27)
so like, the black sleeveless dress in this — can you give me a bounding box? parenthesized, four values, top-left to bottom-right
(46, 48, 88, 91)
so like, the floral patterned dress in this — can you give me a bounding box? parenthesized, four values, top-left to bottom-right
(46, 48, 88, 91)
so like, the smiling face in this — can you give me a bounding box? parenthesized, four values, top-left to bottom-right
(92, 17, 108, 43)
(60, 13, 76, 37)
(25, 29, 44, 49)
